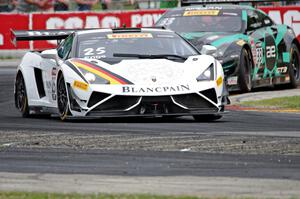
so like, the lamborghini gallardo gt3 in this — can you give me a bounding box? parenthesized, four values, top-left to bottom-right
(12, 28, 228, 121)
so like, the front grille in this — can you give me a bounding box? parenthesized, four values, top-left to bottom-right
(172, 94, 215, 109)
(200, 88, 217, 104)
(92, 95, 140, 111)
(88, 92, 110, 107)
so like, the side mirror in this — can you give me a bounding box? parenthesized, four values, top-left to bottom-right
(41, 50, 59, 65)
(200, 45, 217, 56)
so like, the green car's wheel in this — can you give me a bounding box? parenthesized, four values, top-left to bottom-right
(288, 43, 300, 88)
(15, 72, 29, 117)
(238, 48, 252, 93)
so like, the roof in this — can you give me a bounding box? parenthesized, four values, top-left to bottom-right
(168, 4, 254, 12)
(77, 27, 173, 36)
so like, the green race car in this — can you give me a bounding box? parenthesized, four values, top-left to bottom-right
(156, 4, 300, 92)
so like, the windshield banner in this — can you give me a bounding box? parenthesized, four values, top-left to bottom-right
(0, 6, 299, 50)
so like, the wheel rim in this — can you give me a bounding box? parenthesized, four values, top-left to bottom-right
(292, 50, 300, 80)
(57, 76, 68, 116)
(16, 75, 26, 112)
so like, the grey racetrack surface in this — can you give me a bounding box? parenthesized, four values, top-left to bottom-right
(1, 66, 300, 197)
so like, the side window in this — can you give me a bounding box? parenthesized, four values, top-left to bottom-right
(57, 34, 74, 59)
(260, 12, 274, 27)
(247, 10, 263, 31)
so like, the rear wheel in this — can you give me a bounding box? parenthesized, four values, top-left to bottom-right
(193, 114, 222, 122)
(57, 74, 70, 121)
(15, 72, 29, 117)
(238, 48, 252, 92)
(288, 43, 300, 88)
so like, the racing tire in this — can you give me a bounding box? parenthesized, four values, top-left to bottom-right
(238, 48, 252, 93)
(193, 114, 222, 121)
(57, 73, 70, 121)
(288, 43, 300, 88)
(15, 72, 29, 117)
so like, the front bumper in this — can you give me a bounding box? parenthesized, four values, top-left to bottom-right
(69, 88, 225, 118)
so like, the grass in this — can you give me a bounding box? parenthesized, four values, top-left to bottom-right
(0, 192, 213, 199)
(240, 96, 300, 109)
(0, 191, 298, 199)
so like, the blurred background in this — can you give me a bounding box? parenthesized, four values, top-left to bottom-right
(0, 0, 300, 13)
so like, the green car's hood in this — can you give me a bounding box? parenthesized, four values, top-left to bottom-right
(180, 32, 249, 49)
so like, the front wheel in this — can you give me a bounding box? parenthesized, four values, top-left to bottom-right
(15, 72, 29, 117)
(57, 74, 70, 121)
(238, 48, 252, 92)
(288, 43, 300, 88)
(193, 114, 222, 122)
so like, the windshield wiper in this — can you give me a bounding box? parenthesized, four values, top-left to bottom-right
(113, 53, 187, 60)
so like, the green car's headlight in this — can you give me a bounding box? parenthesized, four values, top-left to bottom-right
(196, 63, 214, 81)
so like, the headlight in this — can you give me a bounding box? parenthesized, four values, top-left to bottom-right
(212, 51, 224, 58)
(196, 63, 214, 81)
(84, 73, 96, 82)
(79, 68, 109, 84)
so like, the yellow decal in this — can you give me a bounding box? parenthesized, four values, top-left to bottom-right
(216, 76, 223, 87)
(73, 80, 88, 91)
(236, 40, 246, 46)
(183, 10, 220, 16)
(107, 33, 153, 39)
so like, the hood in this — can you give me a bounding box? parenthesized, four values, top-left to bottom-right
(69, 56, 215, 85)
(181, 32, 247, 48)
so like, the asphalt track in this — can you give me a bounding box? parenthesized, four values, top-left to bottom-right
(0, 67, 300, 197)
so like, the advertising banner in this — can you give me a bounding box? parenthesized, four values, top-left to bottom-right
(0, 6, 299, 50)
(260, 6, 300, 42)
(0, 13, 30, 49)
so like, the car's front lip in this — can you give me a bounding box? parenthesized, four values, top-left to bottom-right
(68, 80, 223, 117)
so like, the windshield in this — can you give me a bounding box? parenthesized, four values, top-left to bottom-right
(157, 15, 242, 33)
(77, 32, 198, 62)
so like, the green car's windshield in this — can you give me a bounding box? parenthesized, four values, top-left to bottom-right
(157, 15, 242, 33)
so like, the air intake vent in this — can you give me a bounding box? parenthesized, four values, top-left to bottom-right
(200, 88, 217, 104)
(34, 68, 46, 98)
(88, 92, 110, 107)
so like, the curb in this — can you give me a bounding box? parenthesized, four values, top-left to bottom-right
(229, 88, 300, 104)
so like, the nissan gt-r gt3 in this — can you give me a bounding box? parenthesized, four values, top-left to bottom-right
(156, 3, 300, 92)
(12, 28, 228, 121)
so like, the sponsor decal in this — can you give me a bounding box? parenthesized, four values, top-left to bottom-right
(183, 10, 220, 16)
(151, 76, 157, 82)
(216, 76, 223, 87)
(255, 42, 263, 69)
(277, 66, 288, 73)
(51, 68, 57, 100)
(73, 80, 88, 91)
(227, 76, 238, 85)
(184, 6, 222, 11)
(107, 33, 153, 39)
(71, 59, 133, 85)
(122, 85, 190, 93)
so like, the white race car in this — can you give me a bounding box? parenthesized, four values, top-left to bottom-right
(12, 28, 229, 121)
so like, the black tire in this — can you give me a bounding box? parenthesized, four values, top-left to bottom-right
(238, 48, 252, 92)
(193, 114, 222, 122)
(57, 73, 70, 121)
(288, 43, 300, 88)
(15, 72, 29, 117)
